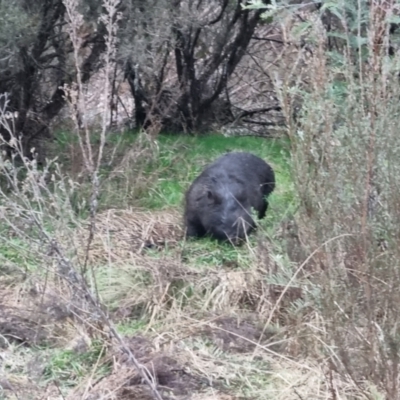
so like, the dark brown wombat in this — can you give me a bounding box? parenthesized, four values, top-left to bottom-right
(184, 152, 275, 243)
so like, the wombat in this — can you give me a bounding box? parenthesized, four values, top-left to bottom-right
(184, 152, 275, 243)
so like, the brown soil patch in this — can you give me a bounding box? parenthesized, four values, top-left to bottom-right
(201, 316, 274, 354)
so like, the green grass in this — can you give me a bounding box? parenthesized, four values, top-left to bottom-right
(43, 341, 110, 390)
(180, 237, 255, 269)
(128, 133, 293, 216)
(116, 318, 149, 335)
(0, 237, 43, 274)
(51, 130, 295, 225)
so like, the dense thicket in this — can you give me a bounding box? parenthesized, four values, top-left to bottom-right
(121, 0, 265, 131)
(4, 0, 400, 153)
(0, 0, 106, 155)
(0, 0, 269, 154)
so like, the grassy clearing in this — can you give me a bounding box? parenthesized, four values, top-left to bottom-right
(51, 129, 294, 218)
(1, 127, 385, 399)
(0, 132, 319, 400)
(137, 134, 292, 212)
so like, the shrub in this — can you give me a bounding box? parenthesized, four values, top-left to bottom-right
(272, 1, 400, 396)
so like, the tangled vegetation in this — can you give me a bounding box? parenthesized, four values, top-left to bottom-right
(2, 0, 400, 399)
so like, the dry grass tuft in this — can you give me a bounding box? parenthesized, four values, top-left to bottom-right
(0, 284, 76, 348)
(66, 314, 330, 400)
(75, 208, 184, 264)
(0, 282, 98, 400)
(95, 256, 277, 323)
(68, 335, 216, 400)
(0, 378, 62, 400)
(0, 228, 361, 400)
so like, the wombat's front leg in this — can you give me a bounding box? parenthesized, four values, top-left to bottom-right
(185, 218, 206, 238)
(258, 199, 268, 219)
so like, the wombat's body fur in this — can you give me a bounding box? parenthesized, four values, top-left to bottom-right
(184, 152, 275, 243)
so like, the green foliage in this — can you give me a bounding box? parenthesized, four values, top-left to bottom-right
(0, 1, 37, 52)
(43, 341, 110, 388)
(116, 318, 149, 336)
(0, 238, 39, 273)
(181, 237, 250, 269)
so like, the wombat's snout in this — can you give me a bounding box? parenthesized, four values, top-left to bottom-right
(212, 215, 255, 244)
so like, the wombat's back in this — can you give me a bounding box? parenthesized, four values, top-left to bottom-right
(204, 152, 275, 195)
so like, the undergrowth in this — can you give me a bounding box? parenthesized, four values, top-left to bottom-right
(0, 132, 300, 400)
(3, 0, 400, 399)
